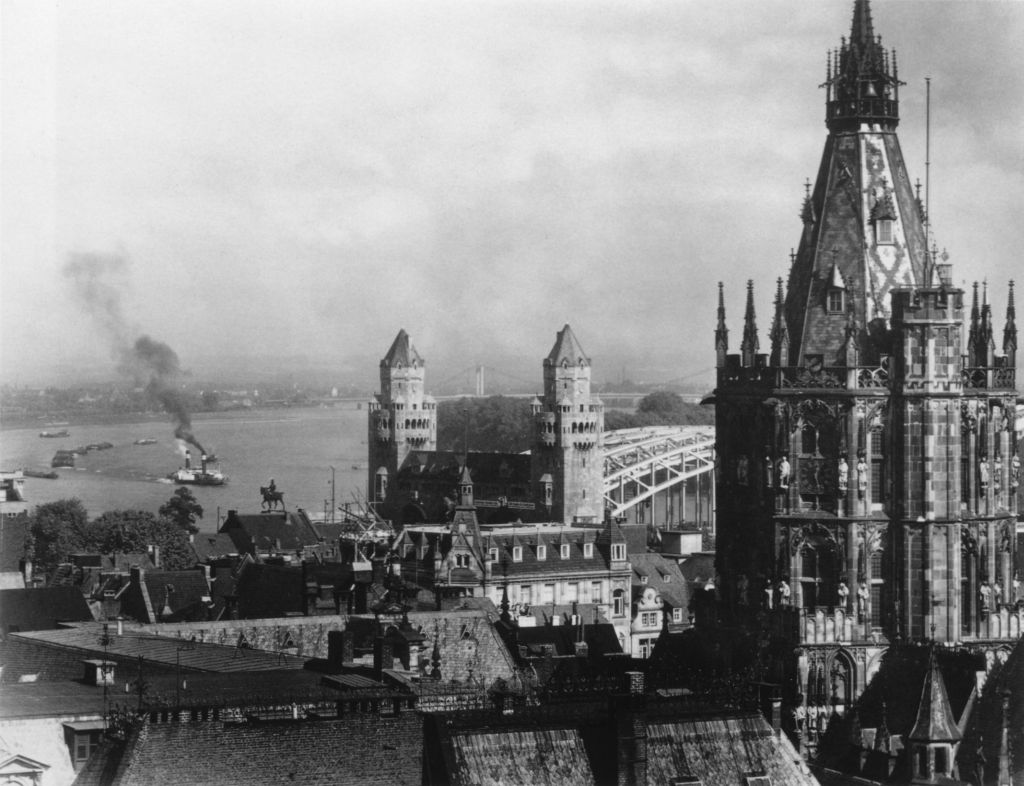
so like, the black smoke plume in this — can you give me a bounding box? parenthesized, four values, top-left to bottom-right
(63, 253, 205, 453)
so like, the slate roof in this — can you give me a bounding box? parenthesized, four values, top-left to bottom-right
(120, 568, 213, 624)
(190, 532, 240, 562)
(514, 622, 621, 659)
(0, 514, 29, 574)
(73, 713, 423, 786)
(481, 526, 616, 579)
(397, 451, 533, 487)
(381, 328, 423, 368)
(907, 652, 962, 743)
(546, 324, 590, 367)
(219, 510, 322, 555)
(9, 624, 308, 673)
(0, 587, 95, 632)
(630, 553, 689, 609)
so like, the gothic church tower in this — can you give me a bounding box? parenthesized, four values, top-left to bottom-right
(531, 325, 605, 523)
(367, 330, 437, 512)
(710, 0, 1019, 732)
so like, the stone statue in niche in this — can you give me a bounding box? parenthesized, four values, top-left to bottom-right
(837, 454, 849, 494)
(737, 573, 749, 605)
(777, 455, 791, 489)
(979, 455, 989, 491)
(764, 578, 774, 610)
(856, 454, 868, 497)
(993, 455, 1002, 494)
(765, 456, 774, 489)
(992, 581, 1002, 606)
(837, 580, 850, 610)
(1011, 454, 1021, 489)
(857, 582, 868, 616)
(979, 582, 991, 613)
(737, 455, 749, 486)
(777, 579, 791, 606)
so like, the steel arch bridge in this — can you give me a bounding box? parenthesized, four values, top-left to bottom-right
(602, 426, 716, 518)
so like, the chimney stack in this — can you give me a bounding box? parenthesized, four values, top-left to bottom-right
(185, 450, 192, 470)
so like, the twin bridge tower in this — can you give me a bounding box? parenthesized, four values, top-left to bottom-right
(365, 327, 716, 532)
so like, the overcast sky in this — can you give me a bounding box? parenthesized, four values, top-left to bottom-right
(2, 0, 1022, 389)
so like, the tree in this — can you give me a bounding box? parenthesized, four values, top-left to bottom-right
(25, 498, 90, 574)
(438, 397, 533, 453)
(605, 391, 714, 430)
(84, 510, 195, 571)
(159, 487, 204, 534)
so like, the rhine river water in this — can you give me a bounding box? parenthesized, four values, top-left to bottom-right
(0, 406, 369, 533)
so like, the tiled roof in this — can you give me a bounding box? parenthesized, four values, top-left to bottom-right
(644, 714, 817, 786)
(0, 587, 95, 632)
(132, 570, 212, 623)
(514, 623, 621, 659)
(450, 728, 594, 786)
(74, 713, 424, 786)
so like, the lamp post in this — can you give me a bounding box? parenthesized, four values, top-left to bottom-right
(329, 466, 336, 524)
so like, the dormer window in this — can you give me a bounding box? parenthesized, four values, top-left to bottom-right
(583, 543, 593, 558)
(875, 218, 894, 245)
(640, 575, 648, 584)
(512, 546, 522, 562)
(827, 289, 844, 313)
(488, 548, 498, 563)
(560, 544, 570, 559)
(537, 545, 547, 561)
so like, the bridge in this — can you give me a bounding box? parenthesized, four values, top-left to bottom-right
(602, 426, 716, 526)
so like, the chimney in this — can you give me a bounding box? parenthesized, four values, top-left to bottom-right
(185, 450, 192, 470)
(615, 671, 648, 786)
(147, 545, 161, 569)
(116, 618, 124, 636)
(327, 630, 354, 670)
(373, 635, 394, 681)
(201, 454, 208, 472)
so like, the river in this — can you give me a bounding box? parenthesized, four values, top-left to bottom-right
(0, 406, 369, 533)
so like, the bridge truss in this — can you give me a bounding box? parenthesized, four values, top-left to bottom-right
(602, 426, 716, 518)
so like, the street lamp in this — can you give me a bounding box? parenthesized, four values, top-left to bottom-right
(329, 466, 336, 524)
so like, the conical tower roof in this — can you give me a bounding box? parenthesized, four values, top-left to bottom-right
(546, 324, 590, 367)
(907, 652, 962, 744)
(381, 329, 423, 368)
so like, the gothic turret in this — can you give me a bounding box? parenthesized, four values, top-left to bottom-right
(824, 0, 902, 133)
(740, 280, 759, 367)
(770, 277, 790, 367)
(1004, 280, 1017, 367)
(907, 651, 962, 782)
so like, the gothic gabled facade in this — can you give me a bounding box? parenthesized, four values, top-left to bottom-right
(710, 0, 1019, 738)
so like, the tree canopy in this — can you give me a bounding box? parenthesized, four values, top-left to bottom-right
(159, 487, 204, 534)
(437, 397, 534, 453)
(605, 391, 712, 430)
(24, 499, 196, 574)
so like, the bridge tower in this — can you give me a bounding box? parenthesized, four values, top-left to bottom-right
(367, 329, 437, 514)
(531, 325, 605, 523)
(710, 0, 1019, 727)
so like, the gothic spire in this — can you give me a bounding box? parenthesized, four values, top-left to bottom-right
(1004, 280, 1017, 361)
(769, 277, 789, 367)
(907, 650, 962, 744)
(981, 281, 996, 362)
(715, 282, 729, 368)
(824, 0, 903, 132)
(740, 280, 759, 367)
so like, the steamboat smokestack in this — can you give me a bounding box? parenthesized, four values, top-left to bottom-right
(201, 454, 208, 473)
(185, 450, 191, 470)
